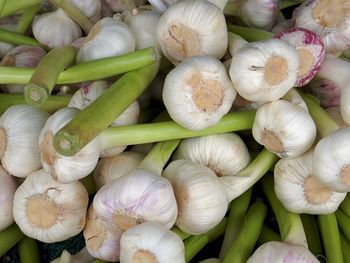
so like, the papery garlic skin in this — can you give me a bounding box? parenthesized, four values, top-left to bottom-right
(308, 78, 341, 108)
(313, 128, 350, 192)
(103, 0, 147, 12)
(120, 222, 185, 263)
(70, 0, 102, 22)
(13, 169, 88, 243)
(33, 9, 82, 49)
(247, 241, 318, 263)
(229, 39, 300, 102)
(174, 133, 250, 176)
(163, 159, 229, 235)
(252, 100, 316, 158)
(0, 165, 17, 231)
(93, 152, 145, 189)
(39, 108, 100, 183)
(326, 107, 348, 128)
(76, 17, 135, 63)
(0, 105, 49, 177)
(156, 0, 228, 64)
(163, 56, 236, 130)
(274, 150, 346, 214)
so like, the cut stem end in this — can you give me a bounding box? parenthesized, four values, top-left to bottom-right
(24, 83, 49, 106)
(53, 131, 81, 157)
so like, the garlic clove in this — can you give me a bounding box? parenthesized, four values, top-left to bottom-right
(326, 107, 348, 128)
(229, 39, 300, 102)
(156, 0, 228, 64)
(307, 78, 341, 108)
(13, 169, 89, 243)
(162, 55, 236, 130)
(0, 165, 17, 231)
(0, 105, 50, 177)
(120, 221, 185, 263)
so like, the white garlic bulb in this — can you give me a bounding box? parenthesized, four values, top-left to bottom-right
(76, 17, 135, 63)
(33, 9, 82, 49)
(93, 151, 145, 189)
(174, 133, 250, 176)
(70, 0, 102, 22)
(229, 39, 300, 102)
(228, 32, 248, 56)
(13, 169, 88, 243)
(156, 0, 228, 64)
(252, 100, 317, 158)
(163, 56, 236, 130)
(0, 24, 15, 58)
(39, 107, 100, 183)
(274, 150, 346, 214)
(0, 165, 17, 231)
(120, 222, 185, 263)
(0, 105, 49, 177)
(148, 0, 178, 12)
(163, 159, 229, 235)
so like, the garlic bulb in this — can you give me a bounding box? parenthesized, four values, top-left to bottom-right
(103, 0, 147, 12)
(228, 32, 248, 56)
(156, 0, 228, 64)
(33, 9, 82, 49)
(229, 39, 300, 102)
(326, 107, 348, 128)
(0, 165, 17, 231)
(274, 150, 346, 214)
(308, 78, 341, 108)
(163, 56, 236, 130)
(70, 0, 102, 22)
(39, 107, 100, 183)
(148, 0, 178, 12)
(174, 133, 250, 176)
(13, 169, 88, 243)
(93, 151, 145, 189)
(247, 241, 318, 263)
(120, 222, 185, 263)
(0, 24, 15, 58)
(76, 17, 135, 63)
(271, 19, 293, 34)
(0, 105, 49, 177)
(313, 127, 350, 192)
(252, 100, 317, 158)
(274, 27, 325, 87)
(163, 159, 229, 235)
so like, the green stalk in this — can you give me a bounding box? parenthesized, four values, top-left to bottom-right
(318, 214, 344, 263)
(340, 194, 350, 217)
(300, 214, 323, 256)
(0, 0, 6, 17)
(92, 260, 107, 263)
(340, 233, 350, 263)
(19, 237, 40, 263)
(54, 63, 159, 156)
(16, 4, 40, 34)
(262, 175, 308, 247)
(0, 0, 41, 18)
(336, 209, 350, 244)
(0, 48, 158, 84)
(24, 46, 77, 106)
(171, 226, 191, 240)
(0, 94, 70, 114)
(223, 1, 240, 16)
(227, 24, 274, 42)
(185, 218, 227, 262)
(257, 225, 281, 245)
(219, 188, 252, 259)
(223, 202, 267, 263)
(279, 0, 301, 9)
(80, 173, 97, 196)
(0, 224, 25, 257)
(49, 0, 94, 33)
(0, 28, 46, 49)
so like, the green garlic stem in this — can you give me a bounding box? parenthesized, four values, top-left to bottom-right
(262, 175, 308, 247)
(16, 4, 40, 34)
(227, 24, 274, 42)
(24, 46, 77, 106)
(0, 0, 6, 16)
(80, 173, 97, 196)
(0, 27, 47, 49)
(223, 202, 267, 263)
(279, 0, 301, 9)
(219, 188, 252, 260)
(19, 237, 40, 263)
(300, 214, 323, 257)
(92, 260, 107, 263)
(336, 209, 350, 245)
(0, 224, 25, 257)
(318, 214, 344, 263)
(49, 0, 94, 33)
(340, 234, 350, 263)
(223, 0, 240, 16)
(340, 194, 350, 217)
(0, 0, 40, 18)
(257, 225, 281, 245)
(171, 226, 191, 240)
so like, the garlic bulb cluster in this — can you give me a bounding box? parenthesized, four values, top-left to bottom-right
(33, 9, 82, 49)
(156, 0, 228, 64)
(0, 24, 16, 58)
(163, 56, 236, 130)
(274, 150, 346, 214)
(308, 78, 341, 108)
(70, 0, 102, 22)
(76, 17, 135, 63)
(103, 0, 147, 12)
(120, 222, 185, 263)
(13, 169, 88, 243)
(39, 107, 100, 183)
(0, 165, 17, 231)
(174, 133, 250, 176)
(229, 39, 300, 102)
(0, 105, 49, 177)
(163, 159, 229, 235)
(252, 99, 317, 158)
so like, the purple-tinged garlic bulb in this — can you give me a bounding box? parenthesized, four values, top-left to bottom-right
(308, 78, 341, 108)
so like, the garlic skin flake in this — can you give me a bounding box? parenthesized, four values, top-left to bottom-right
(0, 105, 50, 177)
(163, 56, 236, 130)
(13, 169, 88, 243)
(274, 150, 346, 214)
(120, 222, 185, 263)
(156, 0, 228, 64)
(174, 133, 250, 176)
(229, 39, 300, 102)
(76, 17, 136, 63)
(0, 165, 17, 231)
(252, 100, 317, 159)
